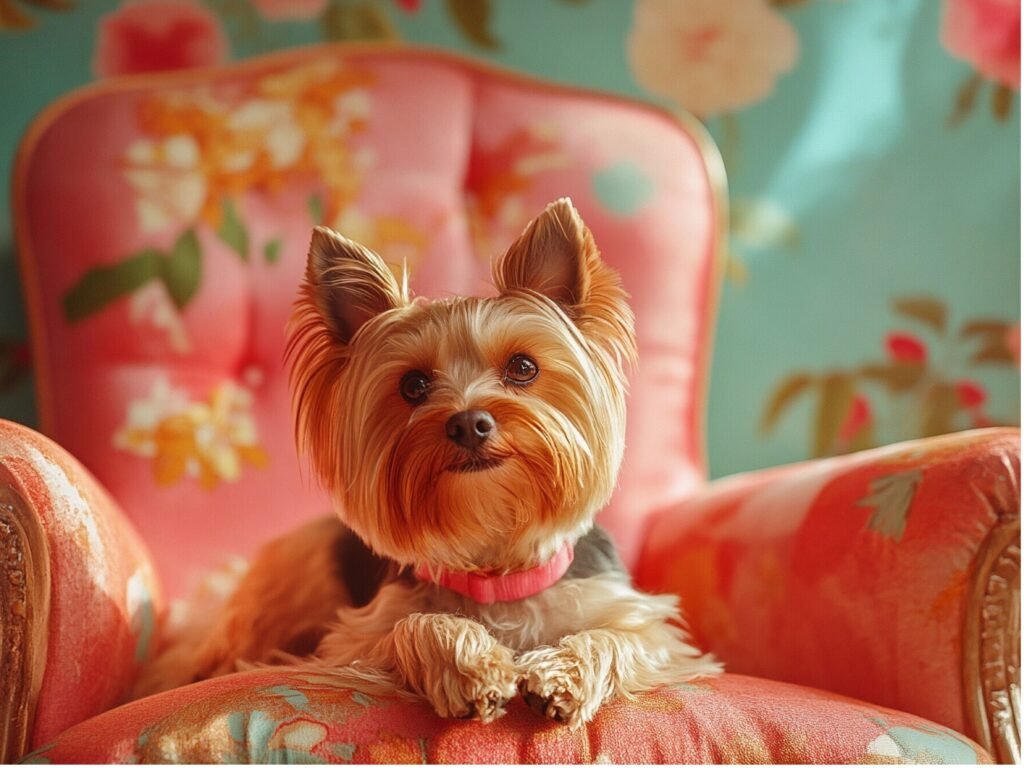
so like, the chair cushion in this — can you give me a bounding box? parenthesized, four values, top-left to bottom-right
(22, 669, 990, 764)
(14, 47, 722, 597)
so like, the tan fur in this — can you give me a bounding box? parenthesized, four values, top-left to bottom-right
(138, 198, 720, 727)
(315, 572, 719, 726)
(134, 517, 348, 698)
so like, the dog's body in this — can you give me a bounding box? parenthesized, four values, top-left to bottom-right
(136, 199, 719, 727)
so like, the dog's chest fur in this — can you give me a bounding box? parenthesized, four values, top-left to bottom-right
(330, 525, 664, 653)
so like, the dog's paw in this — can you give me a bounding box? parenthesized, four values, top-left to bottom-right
(516, 646, 601, 729)
(391, 613, 521, 723)
(428, 640, 520, 724)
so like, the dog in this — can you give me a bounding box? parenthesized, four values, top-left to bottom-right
(134, 198, 720, 727)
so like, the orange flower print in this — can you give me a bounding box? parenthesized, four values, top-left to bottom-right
(114, 377, 268, 489)
(331, 208, 430, 278)
(465, 124, 569, 259)
(123, 134, 207, 234)
(122, 60, 376, 234)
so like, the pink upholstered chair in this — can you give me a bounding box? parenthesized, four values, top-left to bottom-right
(2, 46, 1018, 763)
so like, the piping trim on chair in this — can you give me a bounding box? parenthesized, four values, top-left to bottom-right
(0, 479, 51, 763)
(963, 502, 1020, 764)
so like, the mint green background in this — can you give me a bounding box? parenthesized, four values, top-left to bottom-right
(0, 0, 1019, 479)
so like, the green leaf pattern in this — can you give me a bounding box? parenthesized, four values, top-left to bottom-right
(858, 468, 923, 541)
(63, 230, 202, 325)
(762, 295, 1019, 458)
(162, 230, 202, 308)
(217, 199, 250, 262)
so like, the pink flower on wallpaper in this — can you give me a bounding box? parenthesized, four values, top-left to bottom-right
(250, 0, 329, 20)
(394, 0, 422, 11)
(955, 379, 988, 408)
(942, 0, 1021, 88)
(885, 332, 928, 364)
(838, 394, 872, 443)
(93, 0, 229, 78)
(626, 0, 799, 117)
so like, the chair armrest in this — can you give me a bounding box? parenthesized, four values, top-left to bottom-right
(0, 419, 162, 761)
(635, 428, 1020, 763)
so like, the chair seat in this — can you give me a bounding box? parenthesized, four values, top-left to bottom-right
(23, 670, 989, 764)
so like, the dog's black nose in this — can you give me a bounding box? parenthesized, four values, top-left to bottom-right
(445, 410, 495, 450)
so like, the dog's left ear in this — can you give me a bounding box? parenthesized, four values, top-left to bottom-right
(493, 198, 595, 310)
(493, 197, 636, 362)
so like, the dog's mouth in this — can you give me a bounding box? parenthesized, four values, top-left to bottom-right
(446, 455, 507, 474)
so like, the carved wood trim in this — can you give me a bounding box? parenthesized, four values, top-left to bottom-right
(0, 481, 51, 763)
(964, 514, 1021, 764)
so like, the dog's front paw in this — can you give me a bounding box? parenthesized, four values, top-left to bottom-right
(435, 641, 520, 723)
(517, 646, 601, 729)
(391, 613, 520, 723)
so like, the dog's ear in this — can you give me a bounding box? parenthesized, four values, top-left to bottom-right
(494, 198, 636, 365)
(306, 226, 406, 344)
(493, 197, 595, 309)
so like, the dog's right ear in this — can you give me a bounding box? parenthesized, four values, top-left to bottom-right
(306, 226, 407, 344)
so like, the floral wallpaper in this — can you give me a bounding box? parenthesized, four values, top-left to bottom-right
(0, 0, 1019, 478)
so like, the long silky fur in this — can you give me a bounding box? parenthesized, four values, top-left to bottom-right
(140, 198, 719, 729)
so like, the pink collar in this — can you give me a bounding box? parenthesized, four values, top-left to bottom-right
(414, 541, 574, 604)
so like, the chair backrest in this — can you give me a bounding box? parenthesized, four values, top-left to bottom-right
(14, 46, 724, 597)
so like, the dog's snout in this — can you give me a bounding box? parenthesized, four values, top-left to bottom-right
(445, 410, 495, 450)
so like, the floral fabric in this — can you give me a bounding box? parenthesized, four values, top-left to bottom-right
(636, 427, 1020, 742)
(1, 2, 1020, 481)
(0, 419, 162, 746)
(15, 48, 719, 598)
(25, 668, 991, 764)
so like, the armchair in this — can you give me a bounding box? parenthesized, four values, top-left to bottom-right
(2, 45, 1017, 763)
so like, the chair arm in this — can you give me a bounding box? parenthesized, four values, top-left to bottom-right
(0, 419, 162, 761)
(635, 428, 1020, 763)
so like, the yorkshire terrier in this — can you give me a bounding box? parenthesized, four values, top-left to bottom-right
(136, 198, 719, 727)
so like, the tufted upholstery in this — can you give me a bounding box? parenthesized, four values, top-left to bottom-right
(14, 46, 722, 598)
(8, 45, 1018, 765)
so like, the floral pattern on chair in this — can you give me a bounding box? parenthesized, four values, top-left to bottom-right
(113, 377, 268, 489)
(17, 47, 721, 596)
(63, 60, 384, 329)
(23, 668, 991, 764)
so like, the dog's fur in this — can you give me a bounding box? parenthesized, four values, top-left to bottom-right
(135, 199, 720, 727)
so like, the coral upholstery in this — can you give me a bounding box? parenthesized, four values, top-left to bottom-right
(5, 45, 1018, 764)
(637, 428, 1021, 763)
(23, 669, 992, 764)
(0, 419, 161, 761)
(14, 45, 720, 600)
(2, 418, 1007, 765)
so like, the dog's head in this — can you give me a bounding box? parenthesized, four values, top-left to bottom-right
(287, 198, 635, 572)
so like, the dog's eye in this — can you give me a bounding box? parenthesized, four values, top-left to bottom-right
(400, 371, 430, 405)
(504, 354, 539, 385)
